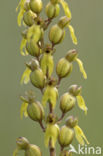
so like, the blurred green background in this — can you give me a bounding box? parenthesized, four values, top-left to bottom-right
(0, 0, 103, 155)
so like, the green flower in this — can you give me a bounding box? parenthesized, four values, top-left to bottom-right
(42, 81, 58, 108)
(58, 125, 74, 147)
(40, 47, 54, 78)
(45, 124, 59, 148)
(13, 137, 42, 156)
(29, 0, 43, 14)
(65, 116, 89, 145)
(56, 49, 87, 79)
(20, 90, 44, 122)
(45, 2, 60, 19)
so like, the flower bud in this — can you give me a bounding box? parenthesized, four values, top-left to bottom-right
(26, 39, 40, 57)
(27, 101, 44, 122)
(69, 85, 82, 96)
(60, 93, 76, 113)
(65, 116, 78, 128)
(25, 144, 42, 156)
(16, 137, 30, 150)
(30, 68, 45, 89)
(23, 10, 35, 26)
(58, 125, 74, 147)
(45, 2, 60, 19)
(58, 16, 71, 29)
(29, 0, 43, 14)
(56, 58, 72, 78)
(65, 49, 78, 62)
(49, 24, 65, 45)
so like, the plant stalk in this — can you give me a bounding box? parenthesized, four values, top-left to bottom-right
(49, 139, 56, 156)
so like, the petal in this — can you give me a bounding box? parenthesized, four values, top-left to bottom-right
(59, 0, 72, 18)
(16, 0, 26, 26)
(67, 24, 78, 45)
(20, 67, 31, 84)
(74, 125, 89, 145)
(42, 87, 49, 107)
(40, 54, 54, 78)
(75, 58, 87, 79)
(20, 102, 28, 119)
(17, 9, 25, 26)
(20, 38, 27, 56)
(76, 95, 88, 115)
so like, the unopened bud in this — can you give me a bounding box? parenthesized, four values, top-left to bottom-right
(23, 10, 35, 26)
(27, 101, 44, 122)
(26, 39, 40, 57)
(30, 66, 45, 89)
(56, 58, 72, 78)
(49, 24, 65, 45)
(69, 85, 82, 96)
(58, 125, 74, 147)
(29, 0, 43, 14)
(65, 116, 78, 128)
(45, 2, 60, 19)
(60, 93, 76, 113)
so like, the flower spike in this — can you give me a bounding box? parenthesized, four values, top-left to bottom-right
(67, 24, 78, 45)
(75, 58, 87, 79)
(20, 67, 31, 84)
(74, 125, 89, 145)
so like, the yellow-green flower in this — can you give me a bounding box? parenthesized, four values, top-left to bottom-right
(69, 85, 88, 114)
(45, 124, 59, 148)
(40, 51, 54, 78)
(42, 85, 58, 108)
(65, 116, 89, 145)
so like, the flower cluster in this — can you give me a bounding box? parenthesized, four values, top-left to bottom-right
(13, 0, 89, 156)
